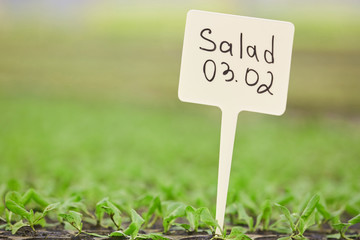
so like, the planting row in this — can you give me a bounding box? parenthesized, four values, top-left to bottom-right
(0, 188, 359, 240)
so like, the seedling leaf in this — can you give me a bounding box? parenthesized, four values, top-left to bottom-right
(11, 220, 28, 234)
(84, 232, 108, 238)
(332, 223, 349, 232)
(109, 230, 127, 237)
(348, 214, 360, 225)
(185, 206, 199, 232)
(300, 194, 320, 220)
(5, 192, 31, 220)
(95, 197, 108, 225)
(144, 196, 162, 227)
(199, 207, 218, 234)
(297, 217, 305, 235)
(277, 237, 292, 240)
(71, 211, 82, 230)
(226, 227, 251, 240)
(137, 233, 170, 240)
(239, 193, 257, 215)
(236, 203, 254, 232)
(262, 200, 272, 230)
(33, 212, 46, 227)
(174, 222, 191, 231)
(21, 189, 49, 207)
(163, 202, 186, 233)
(124, 209, 145, 239)
(295, 194, 319, 235)
(102, 200, 122, 230)
(316, 202, 332, 221)
(60, 211, 83, 233)
(72, 201, 94, 218)
(275, 203, 295, 232)
(5, 209, 12, 224)
(255, 200, 272, 231)
(43, 202, 60, 216)
(326, 233, 340, 239)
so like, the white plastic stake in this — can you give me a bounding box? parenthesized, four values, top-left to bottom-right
(215, 110, 238, 234)
(178, 10, 294, 234)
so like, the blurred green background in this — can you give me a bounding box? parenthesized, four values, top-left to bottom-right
(0, 1, 359, 211)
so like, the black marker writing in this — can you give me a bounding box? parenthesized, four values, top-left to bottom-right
(220, 41, 233, 56)
(221, 62, 234, 82)
(203, 59, 216, 82)
(239, 33, 243, 59)
(246, 45, 259, 62)
(257, 71, 274, 95)
(264, 35, 275, 64)
(199, 29, 276, 95)
(199, 28, 216, 52)
(245, 68, 259, 86)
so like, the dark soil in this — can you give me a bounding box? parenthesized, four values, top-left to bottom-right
(0, 225, 359, 240)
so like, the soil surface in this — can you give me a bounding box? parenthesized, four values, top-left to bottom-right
(0, 224, 359, 240)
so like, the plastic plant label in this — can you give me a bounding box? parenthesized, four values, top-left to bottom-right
(178, 10, 294, 234)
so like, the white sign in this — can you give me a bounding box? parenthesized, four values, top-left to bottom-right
(178, 10, 294, 234)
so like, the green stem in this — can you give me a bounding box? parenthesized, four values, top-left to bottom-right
(148, 215, 158, 228)
(110, 215, 119, 230)
(30, 224, 35, 232)
(71, 223, 82, 236)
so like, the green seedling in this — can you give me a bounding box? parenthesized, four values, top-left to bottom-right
(0, 209, 27, 234)
(59, 194, 95, 222)
(110, 231, 170, 240)
(212, 227, 251, 240)
(108, 209, 144, 239)
(95, 197, 122, 229)
(225, 227, 252, 240)
(60, 210, 108, 238)
(136, 233, 170, 240)
(274, 203, 296, 234)
(109, 230, 127, 238)
(124, 209, 145, 239)
(3, 209, 12, 228)
(95, 197, 107, 226)
(331, 214, 360, 239)
(162, 201, 186, 233)
(59, 210, 83, 235)
(226, 203, 254, 232)
(5, 192, 30, 221)
(199, 207, 219, 235)
(315, 199, 344, 230)
(5, 191, 60, 232)
(296, 194, 320, 235)
(316, 201, 332, 223)
(238, 193, 258, 216)
(102, 202, 122, 230)
(254, 200, 272, 231)
(175, 205, 200, 232)
(10, 220, 28, 235)
(21, 189, 49, 207)
(183, 205, 200, 232)
(178, 206, 217, 233)
(345, 195, 360, 216)
(275, 194, 320, 239)
(143, 196, 162, 228)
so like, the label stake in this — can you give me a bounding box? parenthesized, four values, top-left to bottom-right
(178, 9, 294, 234)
